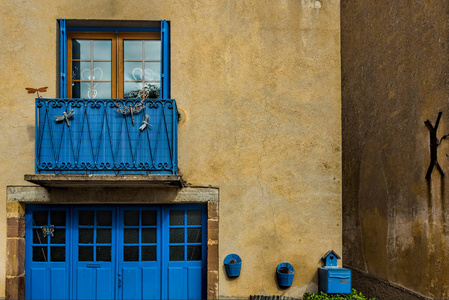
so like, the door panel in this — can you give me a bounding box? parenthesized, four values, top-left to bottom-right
(163, 207, 207, 300)
(118, 207, 162, 299)
(25, 207, 70, 300)
(25, 204, 206, 300)
(73, 207, 116, 300)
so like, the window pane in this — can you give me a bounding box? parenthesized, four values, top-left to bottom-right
(142, 82, 160, 98)
(124, 40, 143, 60)
(92, 82, 111, 98)
(93, 40, 111, 60)
(79, 228, 94, 244)
(187, 228, 202, 243)
(51, 246, 65, 262)
(79, 246, 93, 261)
(33, 246, 47, 262)
(51, 211, 66, 226)
(73, 82, 94, 99)
(187, 246, 202, 261)
(97, 229, 111, 244)
(97, 211, 112, 226)
(142, 210, 157, 226)
(124, 246, 139, 261)
(187, 211, 202, 225)
(144, 62, 160, 81)
(33, 229, 47, 244)
(93, 62, 111, 80)
(170, 228, 184, 243)
(142, 228, 156, 243)
(169, 246, 184, 261)
(124, 211, 139, 226)
(169, 211, 184, 226)
(72, 39, 91, 60)
(79, 211, 94, 226)
(124, 229, 139, 244)
(142, 246, 156, 261)
(72, 82, 81, 98)
(144, 40, 161, 60)
(73, 61, 91, 80)
(33, 211, 48, 226)
(97, 246, 111, 261)
(51, 228, 65, 244)
(124, 62, 144, 81)
(124, 82, 143, 98)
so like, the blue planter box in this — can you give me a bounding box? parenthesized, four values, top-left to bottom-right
(224, 254, 242, 277)
(276, 262, 294, 288)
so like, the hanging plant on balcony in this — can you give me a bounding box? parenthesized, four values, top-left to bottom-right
(123, 83, 160, 99)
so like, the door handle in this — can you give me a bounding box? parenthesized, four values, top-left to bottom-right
(118, 273, 122, 288)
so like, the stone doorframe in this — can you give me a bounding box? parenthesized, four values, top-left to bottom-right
(6, 186, 219, 300)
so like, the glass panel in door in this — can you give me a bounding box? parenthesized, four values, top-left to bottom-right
(25, 207, 70, 300)
(118, 207, 161, 300)
(165, 208, 206, 300)
(73, 208, 115, 300)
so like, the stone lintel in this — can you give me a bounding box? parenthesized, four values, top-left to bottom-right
(24, 174, 184, 188)
(8, 185, 218, 204)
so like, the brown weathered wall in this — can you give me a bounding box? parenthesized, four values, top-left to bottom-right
(342, 1, 449, 299)
(0, 0, 341, 298)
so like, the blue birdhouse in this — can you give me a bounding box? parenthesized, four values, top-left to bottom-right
(224, 254, 242, 277)
(318, 250, 352, 294)
(323, 250, 340, 267)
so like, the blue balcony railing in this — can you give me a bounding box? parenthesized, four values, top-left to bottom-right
(35, 98, 178, 174)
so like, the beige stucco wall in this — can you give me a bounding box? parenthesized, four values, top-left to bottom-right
(0, 0, 341, 298)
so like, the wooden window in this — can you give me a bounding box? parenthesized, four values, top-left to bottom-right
(67, 32, 161, 99)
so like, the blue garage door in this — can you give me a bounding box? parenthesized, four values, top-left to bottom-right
(25, 204, 207, 300)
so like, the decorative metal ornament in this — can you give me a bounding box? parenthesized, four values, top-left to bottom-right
(115, 99, 146, 126)
(26, 86, 48, 98)
(55, 110, 75, 127)
(425, 111, 449, 180)
(139, 114, 152, 131)
(41, 225, 55, 238)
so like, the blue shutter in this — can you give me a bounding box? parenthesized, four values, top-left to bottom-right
(161, 20, 170, 99)
(59, 19, 67, 98)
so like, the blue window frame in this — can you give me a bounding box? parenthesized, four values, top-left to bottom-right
(58, 19, 170, 99)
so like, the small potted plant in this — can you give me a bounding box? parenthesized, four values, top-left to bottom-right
(276, 262, 294, 288)
(224, 254, 242, 277)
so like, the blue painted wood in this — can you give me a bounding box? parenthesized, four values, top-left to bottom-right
(59, 19, 67, 98)
(72, 206, 116, 300)
(67, 27, 160, 32)
(161, 20, 170, 99)
(25, 204, 205, 300)
(35, 99, 178, 174)
(162, 206, 207, 299)
(117, 207, 162, 299)
(25, 206, 70, 300)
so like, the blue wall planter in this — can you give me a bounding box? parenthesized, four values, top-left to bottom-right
(276, 262, 294, 288)
(224, 254, 242, 277)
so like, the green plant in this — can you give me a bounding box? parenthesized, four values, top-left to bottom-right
(124, 83, 160, 99)
(302, 289, 375, 300)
